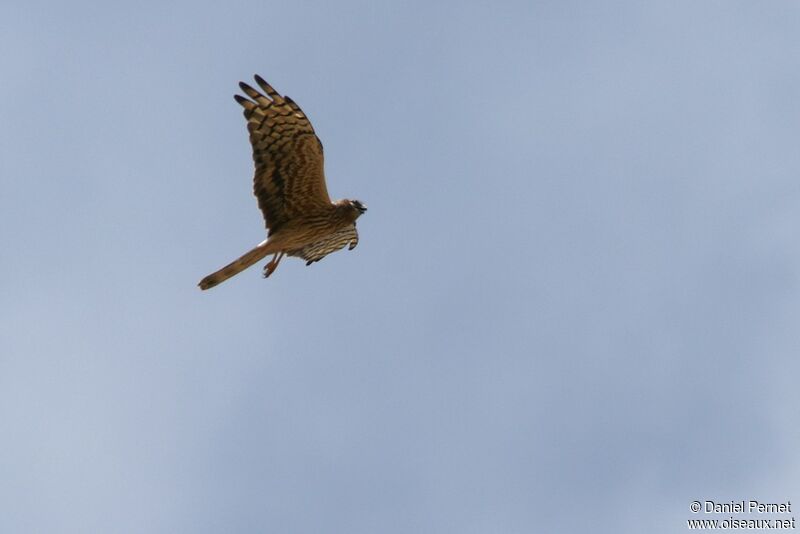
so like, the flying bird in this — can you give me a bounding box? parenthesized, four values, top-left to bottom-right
(199, 75, 367, 290)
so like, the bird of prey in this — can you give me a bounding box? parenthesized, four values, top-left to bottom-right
(199, 75, 367, 290)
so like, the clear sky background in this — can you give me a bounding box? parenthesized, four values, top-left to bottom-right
(2, 1, 799, 533)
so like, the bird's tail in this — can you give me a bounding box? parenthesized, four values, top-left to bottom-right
(198, 240, 275, 290)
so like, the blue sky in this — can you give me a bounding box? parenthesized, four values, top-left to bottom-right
(2, 1, 799, 533)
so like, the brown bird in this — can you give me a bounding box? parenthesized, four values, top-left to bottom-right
(199, 75, 367, 290)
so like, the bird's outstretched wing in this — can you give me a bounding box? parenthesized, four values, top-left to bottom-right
(235, 75, 331, 235)
(287, 224, 359, 265)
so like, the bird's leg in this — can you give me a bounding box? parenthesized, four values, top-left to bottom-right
(263, 251, 285, 278)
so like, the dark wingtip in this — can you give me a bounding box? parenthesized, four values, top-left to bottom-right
(254, 74, 267, 85)
(233, 94, 247, 104)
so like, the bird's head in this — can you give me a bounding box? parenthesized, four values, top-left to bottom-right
(349, 199, 368, 218)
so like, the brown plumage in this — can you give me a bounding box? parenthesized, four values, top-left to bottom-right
(198, 75, 366, 290)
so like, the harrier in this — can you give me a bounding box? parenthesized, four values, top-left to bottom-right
(199, 75, 367, 290)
